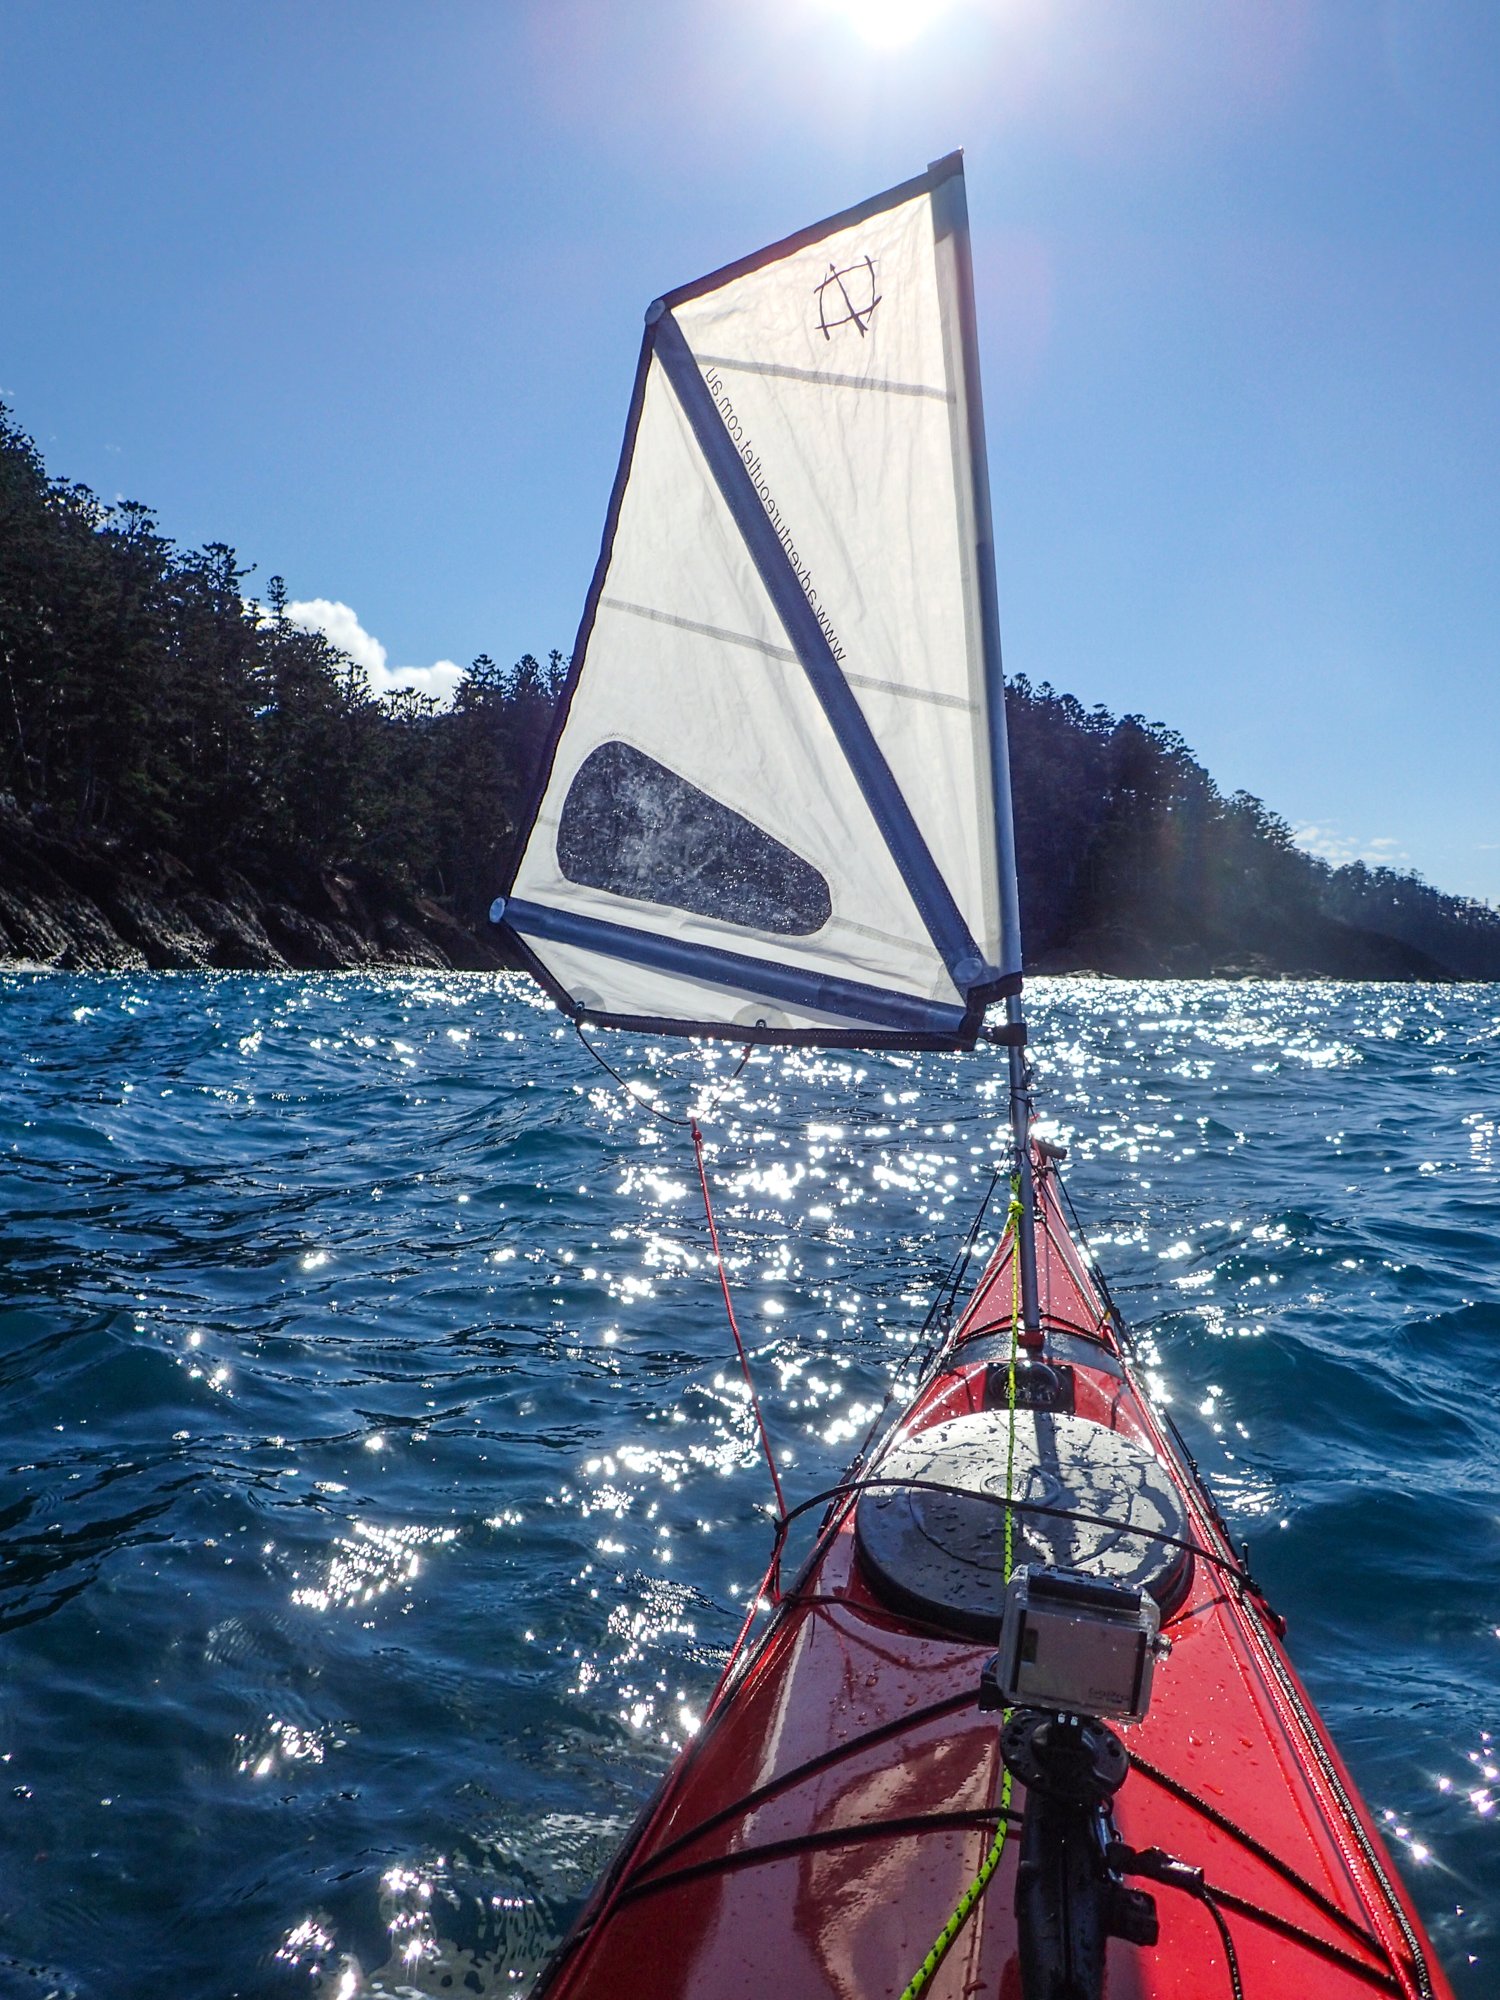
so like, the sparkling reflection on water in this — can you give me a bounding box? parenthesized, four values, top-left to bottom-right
(1, 973, 1497, 1995)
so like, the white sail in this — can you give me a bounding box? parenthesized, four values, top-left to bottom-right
(498, 153, 1022, 1048)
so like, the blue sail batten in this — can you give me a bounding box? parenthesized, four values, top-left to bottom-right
(504, 898, 971, 1038)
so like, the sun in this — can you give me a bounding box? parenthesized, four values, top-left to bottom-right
(822, 0, 959, 51)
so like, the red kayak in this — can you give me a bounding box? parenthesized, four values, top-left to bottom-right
(533, 1150, 1450, 2000)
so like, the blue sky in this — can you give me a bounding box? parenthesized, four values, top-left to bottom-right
(2, 1, 1496, 900)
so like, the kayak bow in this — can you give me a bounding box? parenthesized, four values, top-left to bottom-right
(534, 1149, 1449, 2000)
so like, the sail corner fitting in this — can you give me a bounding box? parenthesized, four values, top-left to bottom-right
(982, 1021, 1026, 1049)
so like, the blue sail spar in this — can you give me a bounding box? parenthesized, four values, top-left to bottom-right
(499, 153, 1022, 1048)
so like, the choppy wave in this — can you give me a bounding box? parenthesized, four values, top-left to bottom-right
(0, 972, 1495, 1995)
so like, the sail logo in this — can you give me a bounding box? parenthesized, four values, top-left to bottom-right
(815, 255, 880, 340)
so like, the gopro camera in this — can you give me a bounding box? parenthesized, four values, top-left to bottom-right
(993, 1566, 1163, 1724)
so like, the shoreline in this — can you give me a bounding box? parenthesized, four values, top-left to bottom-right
(0, 805, 1463, 985)
(0, 803, 513, 977)
(0, 962, 1478, 984)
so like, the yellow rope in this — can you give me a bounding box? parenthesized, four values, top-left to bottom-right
(896, 1777, 1013, 2000)
(898, 1182, 1025, 2000)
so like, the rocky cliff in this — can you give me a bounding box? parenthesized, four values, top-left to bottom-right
(0, 798, 509, 974)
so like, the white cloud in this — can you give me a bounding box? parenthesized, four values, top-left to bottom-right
(1293, 823, 1357, 864)
(1293, 823, 1410, 870)
(282, 598, 463, 709)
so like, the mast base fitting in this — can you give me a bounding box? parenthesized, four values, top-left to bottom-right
(981, 1021, 1027, 1047)
(1006, 1712, 1161, 1995)
(1000, 1710, 1129, 1804)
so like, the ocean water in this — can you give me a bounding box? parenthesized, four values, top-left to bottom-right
(1, 971, 1496, 1998)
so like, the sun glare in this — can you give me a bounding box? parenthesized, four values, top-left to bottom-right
(824, 0, 958, 51)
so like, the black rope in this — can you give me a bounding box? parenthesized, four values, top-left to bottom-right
(632, 1740, 1397, 1998)
(769, 1471, 1272, 1604)
(611, 1805, 1021, 1912)
(626, 1688, 977, 1886)
(911, 1161, 1006, 1366)
(1196, 1888, 1245, 2000)
(1115, 1838, 1405, 1998)
(637, 1677, 1401, 1990)
(1159, 1407, 1245, 1557)
(1126, 1749, 1390, 1956)
(1051, 1159, 1135, 1347)
(1237, 1591, 1436, 2000)
(572, 1019, 753, 1128)
(809, 1158, 1013, 1516)
(1206, 1885, 1404, 1996)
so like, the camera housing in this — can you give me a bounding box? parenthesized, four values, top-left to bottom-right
(995, 1565, 1163, 1724)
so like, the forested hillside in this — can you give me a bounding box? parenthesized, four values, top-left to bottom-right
(3, 398, 1497, 979)
(0, 400, 560, 968)
(1005, 681, 1500, 979)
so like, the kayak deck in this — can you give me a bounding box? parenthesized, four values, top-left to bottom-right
(536, 1157, 1449, 2000)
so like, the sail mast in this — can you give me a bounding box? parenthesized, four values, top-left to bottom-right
(1007, 993, 1041, 1338)
(929, 154, 1040, 1335)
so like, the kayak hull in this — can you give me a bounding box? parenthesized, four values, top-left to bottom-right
(536, 1157, 1451, 2000)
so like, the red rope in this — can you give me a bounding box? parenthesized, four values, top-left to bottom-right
(690, 1118, 789, 1546)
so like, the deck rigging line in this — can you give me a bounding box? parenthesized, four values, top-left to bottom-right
(568, 1022, 787, 1539)
(1127, 1749, 1393, 1957)
(609, 1805, 1023, 1913)
(626, 1689, 978, 1887)
(689, 1116, 789, 1537)
(571, 1019, 753, 1127)
(913, 1159, 1007, 1364)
